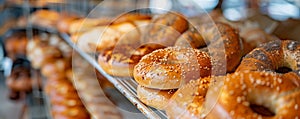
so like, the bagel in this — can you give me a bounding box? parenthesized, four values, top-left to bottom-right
(206, 71, 300, 119)
(98, 45, 157, 77)
(142, 12, 188, 48)
(175, 26, 205, 49)
(134, 47, 211, 89)
(41, 58, 71, 79)
(137, 85, 176, 110)
(112, 13, 151, 25)
(26, 43, 63, 69)
(166, 71, 300, 119)
(51, 105, 90, 119)
(165, 76, 212, 119)
(176, 22, 243, 73)
(49, 93, 83, 107)
(237, 40, 300, 76)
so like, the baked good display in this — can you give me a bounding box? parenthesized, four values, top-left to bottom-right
(4, 4, 300, 119)
(25, 32, 91, 119)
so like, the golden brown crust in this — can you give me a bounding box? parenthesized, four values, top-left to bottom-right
(166, 71, 300, 118)
(142, 12, 189, 47)
(57, 16, 79, 33)
(206, 71, 300, 119)
(175, 26, 205, 49)
(133, 47, 212, 89)
(98, 45, 157, 77)
(112, 13, 151, 25)
(198, 22, 243, 74)
(166, 77, 212, 119)
(237, 40, 300, 75)
(26, 39, 63, 69)
(51, 105, 90, 119)
(68, 18, 112, 34)
(41, 59, 71, 79)
(176, 22, 243, 74)
(29, 10, 60, 29)
(137, 85, 176, 110)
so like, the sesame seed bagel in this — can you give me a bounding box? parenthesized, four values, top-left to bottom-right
(206, 71, 300, 119)
(166, 71, 300, 119)
(175, 22, 243, 73)
(165, 76, 212, 119)
(98, 45, 157, 77)
(142, 12, 189, 48)
(133, 47, 212, 89)
(237, 40, 300, 77)
(137, 85, 176, 110)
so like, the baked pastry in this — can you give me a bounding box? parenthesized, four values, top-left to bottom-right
(112, 13, 151, 25)
(142, 12, 188, 48)
(29, 10, 60, 29)
(41, 58, 71, 79)
(134, 47, 211, 89)
(176, 22, 243, 74)
(237, 40, 300, 75)
(166, 71, 300, 119)
(137, 85, 176, 110)
(206, 71, 300, 119)
(72, 21, 140, 52)
(166, 76, 212, 119)
(98, 45, 157, 77)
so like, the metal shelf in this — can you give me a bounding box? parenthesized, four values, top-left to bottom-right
(60, 33, 167, 119)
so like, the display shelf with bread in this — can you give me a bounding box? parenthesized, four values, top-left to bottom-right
(2, 0, 300, 119)
(59, 4, 300, 119)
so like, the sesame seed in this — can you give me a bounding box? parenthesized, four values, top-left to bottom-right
(242, 101, 250, 106)
(230, 110, 235, 116)
(237, 97, 242, 103)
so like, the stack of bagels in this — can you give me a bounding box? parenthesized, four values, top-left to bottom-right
(90, 11, 300, 118)
(26, 33, 91, 119)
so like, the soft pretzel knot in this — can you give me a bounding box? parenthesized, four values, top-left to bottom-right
(237, 40, 300, 76)
(166, 71, 300, 119)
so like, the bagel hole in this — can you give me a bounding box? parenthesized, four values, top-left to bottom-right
(275, 67, 292, 74)
(250, 104, 275, 116)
